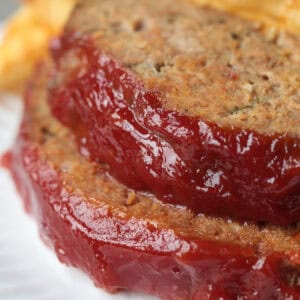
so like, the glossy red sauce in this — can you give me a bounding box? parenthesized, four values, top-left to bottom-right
(49, 34, 300, 225)
(7, 123, 300, 299)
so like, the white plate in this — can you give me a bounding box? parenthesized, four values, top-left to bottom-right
(0, 28, 155, 300)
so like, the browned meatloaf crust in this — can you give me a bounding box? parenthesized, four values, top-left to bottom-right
(62, 0, 300, 136)
(8, 63, 300, 299)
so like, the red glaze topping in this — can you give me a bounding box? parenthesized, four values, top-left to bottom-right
(7, 122, 300, 299)
(49, 34, 300, 225)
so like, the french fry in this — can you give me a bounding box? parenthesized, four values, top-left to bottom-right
(195, 0, 300, 32)
(0, 0, 76, 92)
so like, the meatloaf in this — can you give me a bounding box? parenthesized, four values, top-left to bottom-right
(7, 61, 300, 300)
(48, 0, 300, 225)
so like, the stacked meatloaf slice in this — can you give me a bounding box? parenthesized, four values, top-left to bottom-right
(49, 0, 300, 225)
(8, 0, 300, 299)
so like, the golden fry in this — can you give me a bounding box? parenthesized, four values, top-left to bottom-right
(195, 0, 300, 32)
(0, 0, 76, 92)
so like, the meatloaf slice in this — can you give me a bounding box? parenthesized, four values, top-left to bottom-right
(48, 0, 300, 225)
(7, 63, 300, 299)
(59, 0, 300, 136)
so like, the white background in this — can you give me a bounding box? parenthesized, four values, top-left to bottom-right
(0, 1, 19, 21)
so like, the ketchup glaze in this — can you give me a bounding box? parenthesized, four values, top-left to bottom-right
(7, 129, 300, 299)
(49, 34, 300, 225)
